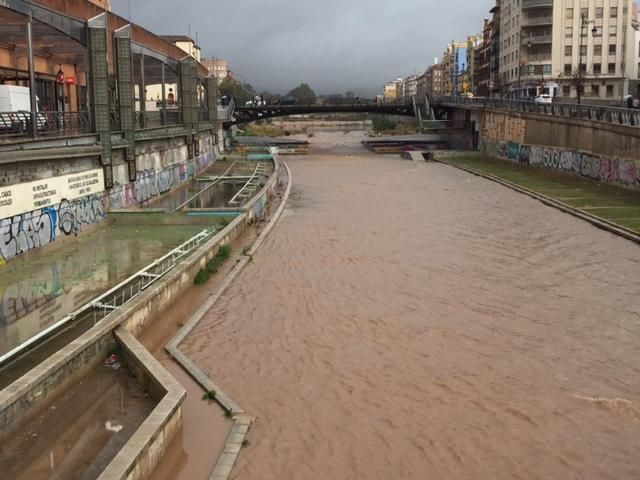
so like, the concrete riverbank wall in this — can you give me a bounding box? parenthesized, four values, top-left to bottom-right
(0, 154, 281, 479)
(470, 109, 640, 190)
(0, 131, 217, 264)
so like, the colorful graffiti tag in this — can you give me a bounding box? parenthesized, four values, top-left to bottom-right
(109, 148, 215, 209)
(490, 140, 640, 190)
(0, 194, 105, 263)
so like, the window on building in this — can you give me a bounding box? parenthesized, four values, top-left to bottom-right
(563, 85, 571, 96)
(565, 45, 573, 56)
(593, 63, 602, 74)
(609, 44, 617, 55)
(564, 64, 572, 75)
(566, 8, 574, 20)
(579, 63, 587, 73)
(596, 7, 603, 18)
(581, 7, 589, 18)
(580, 45, 587, 56)
(565, 26, 573, 38)
(594, 45, 602, 56)
(610, 27, 617, 37)
(608, 62, 616, 73)
(610, 7, 618, 18)
(606, 84, 614, 97)
(592, 84, 600, 96)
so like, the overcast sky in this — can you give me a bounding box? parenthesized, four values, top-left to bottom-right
(112, 0, 493, 95)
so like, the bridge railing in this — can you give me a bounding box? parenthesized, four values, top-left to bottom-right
(433, 96, 640, 127)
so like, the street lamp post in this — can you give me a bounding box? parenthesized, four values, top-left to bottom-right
(578, 14, 598, 105)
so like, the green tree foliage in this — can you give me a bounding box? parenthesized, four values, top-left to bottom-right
(287, 83, 317, 105)
(219, 77, 256, 105)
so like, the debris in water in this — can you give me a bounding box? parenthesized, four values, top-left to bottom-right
(105, 421, 123, 433)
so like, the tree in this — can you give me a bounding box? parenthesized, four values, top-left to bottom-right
(287, 83, 317, 105)
(219, 77, 256, 105)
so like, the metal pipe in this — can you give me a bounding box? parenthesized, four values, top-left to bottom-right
(26, 14, 38, 138)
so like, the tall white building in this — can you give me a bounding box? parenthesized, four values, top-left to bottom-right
(498, 0, 639, 101)
(552, 0, 639, 101)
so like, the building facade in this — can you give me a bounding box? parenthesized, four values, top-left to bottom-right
(201, 59, 229, 84)
(497, 0, 639, 101)
(551, 0, 639, 101)
(161, 35, 201, 62)
(475, 19, 495, 97)
(442, 42, 469, 95)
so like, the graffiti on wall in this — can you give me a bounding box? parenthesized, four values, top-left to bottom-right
(484, 112, 526, 144)
(109, 148, 215, 209)
(0, 193, 105, 263)
(492, 140, 640, 189)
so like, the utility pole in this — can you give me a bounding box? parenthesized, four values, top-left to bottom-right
(578, 14, 598, 105)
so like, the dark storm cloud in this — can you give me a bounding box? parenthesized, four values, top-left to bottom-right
(113, 0, 492, 95)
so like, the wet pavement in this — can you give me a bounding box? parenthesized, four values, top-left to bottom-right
(0, 365, 155, 480)
(181, 131, 640, 479)
(0, 223, 208, 358)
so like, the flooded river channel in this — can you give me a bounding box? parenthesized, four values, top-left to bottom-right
(183, 132, 640, 479)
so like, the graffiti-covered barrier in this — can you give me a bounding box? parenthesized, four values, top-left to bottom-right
(108, 132, 216, 210)
(0, 169, 106, 264)
(475, 109, 640, 190)
(0, 131, 217, 264)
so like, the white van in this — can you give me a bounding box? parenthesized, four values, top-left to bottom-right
(0, 85, 47, 133)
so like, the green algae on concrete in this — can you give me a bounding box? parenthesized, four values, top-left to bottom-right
(440, 154, 640, 234)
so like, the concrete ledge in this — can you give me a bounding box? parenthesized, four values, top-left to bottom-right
(434, 154, 640, 245)
(97, 329, 186, 480)
(165, 162, 292, 480)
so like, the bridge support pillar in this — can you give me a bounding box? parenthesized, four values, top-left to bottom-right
(88, 13, 113, 188)
(114, 25, 136, 182)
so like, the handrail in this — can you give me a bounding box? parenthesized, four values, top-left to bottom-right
(0, 227, 215, 368)
(433, 96, 640, 127)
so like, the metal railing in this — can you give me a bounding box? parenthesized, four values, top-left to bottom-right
(434, 96, 640, 127)
(0, 227, 215, 368)
(0, 111, 91, 140)
(135, 109, 183, 129)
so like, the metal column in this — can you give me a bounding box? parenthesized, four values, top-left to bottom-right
(26, 13, 37, 139)
(88, 13, 113, 188)
(114, 25, 136, 182)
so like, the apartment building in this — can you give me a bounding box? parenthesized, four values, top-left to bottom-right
(552, 0, 639, 101)
(442, 42, 469, 94)
(498, 0, 639, 100)
(499, 0, 555, 98)
(402, 75, 418, 103)
(201, 59, 230, 84)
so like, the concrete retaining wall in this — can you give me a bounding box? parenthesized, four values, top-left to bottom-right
(474, 109, 640, 190)
(98, 329, 185, 480)
(109, 131, 216, 210)
(0, 154, 280, 478)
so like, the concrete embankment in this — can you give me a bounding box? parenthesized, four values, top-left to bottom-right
(0, 151, 282, 479)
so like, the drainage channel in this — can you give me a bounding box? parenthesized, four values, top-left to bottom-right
(0, 228, 215, 390)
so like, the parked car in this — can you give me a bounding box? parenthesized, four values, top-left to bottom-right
(534, 94, 552, 104)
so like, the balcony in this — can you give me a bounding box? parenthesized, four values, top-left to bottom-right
(526, 53, 552, 63)
(522, 34, 552, 45)
(522, 16, 553, 26)
(522, 0, 553, 9)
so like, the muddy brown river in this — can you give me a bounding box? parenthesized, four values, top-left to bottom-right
(182, 132, 640, 479)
